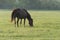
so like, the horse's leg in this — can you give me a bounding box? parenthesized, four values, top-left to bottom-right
(20, 19, 22, 25)
(17, 18, 19, 27)
(24, 19, 26, 27)
(14, 19, 16, 27)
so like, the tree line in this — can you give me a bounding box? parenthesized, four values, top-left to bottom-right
(0, 0, 60, 10)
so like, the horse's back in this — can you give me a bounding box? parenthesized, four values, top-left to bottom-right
(13, 8, 27, 19)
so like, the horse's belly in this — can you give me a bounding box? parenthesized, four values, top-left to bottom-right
(16, 12, 27, 19)
(18, 15, 27, 19)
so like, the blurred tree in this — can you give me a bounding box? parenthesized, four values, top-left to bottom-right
(0, 0, 60, 10)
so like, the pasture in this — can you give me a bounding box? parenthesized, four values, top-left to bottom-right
(0, 10, 60, 40)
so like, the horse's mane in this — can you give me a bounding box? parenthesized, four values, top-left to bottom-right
(23, 9, 32, 20)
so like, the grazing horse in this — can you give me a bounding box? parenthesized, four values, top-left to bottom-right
(11, 8, 33, 27)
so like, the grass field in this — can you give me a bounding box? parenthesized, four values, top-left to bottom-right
(0, 10, 60, 40)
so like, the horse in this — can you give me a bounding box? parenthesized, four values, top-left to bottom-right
(11, 8, 33, 27)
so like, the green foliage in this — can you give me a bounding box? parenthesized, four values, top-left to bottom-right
(0, 0, 60, 9)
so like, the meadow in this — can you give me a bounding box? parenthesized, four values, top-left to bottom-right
(0, 10, 60, 40)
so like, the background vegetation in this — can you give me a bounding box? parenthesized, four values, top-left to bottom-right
(0, 0, 60, 10)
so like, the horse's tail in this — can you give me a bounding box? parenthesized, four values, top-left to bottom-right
(11, 11, 15, 22)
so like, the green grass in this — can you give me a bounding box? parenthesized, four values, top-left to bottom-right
(0, 10, 60, 40)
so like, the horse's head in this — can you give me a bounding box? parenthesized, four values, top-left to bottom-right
(29, 18, 33, 26)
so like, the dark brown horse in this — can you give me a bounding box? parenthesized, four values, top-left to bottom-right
(11, 8, 33, 27)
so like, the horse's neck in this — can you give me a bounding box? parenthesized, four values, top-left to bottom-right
(23, 9, 32, 21)
(27, 16, 32, 21)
